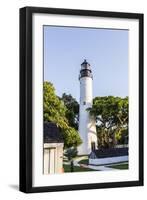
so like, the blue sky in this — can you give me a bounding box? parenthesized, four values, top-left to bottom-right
(44, 26, 128, 102)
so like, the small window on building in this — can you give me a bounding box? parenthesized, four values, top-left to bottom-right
(83, 101, 86, 105)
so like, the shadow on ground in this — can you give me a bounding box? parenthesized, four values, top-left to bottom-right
(9, 184, 19, 191)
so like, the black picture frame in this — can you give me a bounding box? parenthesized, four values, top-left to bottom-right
(19, 6, 144, 193)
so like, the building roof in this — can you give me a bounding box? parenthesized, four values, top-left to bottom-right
(44, 122, 64, 143)
(90, 147, 128, 159)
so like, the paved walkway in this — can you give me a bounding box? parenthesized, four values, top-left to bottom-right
(86, 165, 118, 171)
(73, 156, 86, 167)
(64, 156, 127, 171)
(73, 156, 119, 171)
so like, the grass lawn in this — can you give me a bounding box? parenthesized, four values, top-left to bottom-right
(63, 164, 97, 173)
(78, 159, 89, 165)
(108, 163, 128, 170)
(63, 155, 88, 163)
(73, 155, 88, 160)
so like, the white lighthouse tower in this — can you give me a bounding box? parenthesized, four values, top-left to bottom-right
(78, 60, 97, 155)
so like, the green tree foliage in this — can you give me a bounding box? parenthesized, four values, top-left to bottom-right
(43, 81, 82, 148)
(61, 93, 79, 130)
(88, 96, 128, 148)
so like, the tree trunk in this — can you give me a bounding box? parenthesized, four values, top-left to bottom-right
(70, 160, 74, 172)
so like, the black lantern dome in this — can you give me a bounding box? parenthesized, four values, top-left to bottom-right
(79, 59, 93, 79)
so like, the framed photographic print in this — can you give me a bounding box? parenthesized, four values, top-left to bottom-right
(19, 6, 144, 193)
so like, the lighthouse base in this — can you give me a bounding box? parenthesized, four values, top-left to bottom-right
(77, 145, 91, 156)
(77, 133, 97, 156)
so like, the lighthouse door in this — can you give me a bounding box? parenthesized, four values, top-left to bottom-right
(91, 142, 96, 152)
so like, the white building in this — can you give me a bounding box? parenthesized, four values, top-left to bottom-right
(78, 60, 97, 155)
(43, 122, 64, 174)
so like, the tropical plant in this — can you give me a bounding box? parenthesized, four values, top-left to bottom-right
(43, 81, 82, 148)
(64, 147, 78, 172)
(61, 93, 79, 130)
(88, 96, 128, 148)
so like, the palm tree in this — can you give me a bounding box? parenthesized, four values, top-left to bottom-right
(64, 148, 78, 172)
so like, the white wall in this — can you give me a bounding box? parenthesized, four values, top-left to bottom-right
(89, 156, 128, 165)
(0, 0, 146, 199)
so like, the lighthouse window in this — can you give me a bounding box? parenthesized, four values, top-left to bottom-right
(83, 101, 86, 105)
